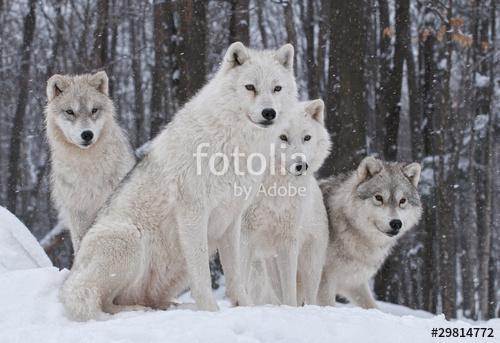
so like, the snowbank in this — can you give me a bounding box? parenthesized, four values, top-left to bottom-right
(0, 206, 52, 273)
(1, 267, 498, 343)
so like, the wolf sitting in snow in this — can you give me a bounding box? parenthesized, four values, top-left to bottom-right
(318, 156, 422, 309)
(45, 71, 135, 253)
(60, 42, 298, 320)
(243, 99, 331, 306)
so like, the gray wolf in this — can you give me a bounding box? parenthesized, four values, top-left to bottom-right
(60, 42, 298, 320)
(242, 99, 331, 306)
(45, 71, 135, 253)
(318, 156, 422, 308)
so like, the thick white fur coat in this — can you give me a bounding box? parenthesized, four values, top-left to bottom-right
(46, 72, 135, 253)
(60, 43, 298, 320)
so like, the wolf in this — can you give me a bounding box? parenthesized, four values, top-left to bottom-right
(317, 156, 422, 309)
(60, 42, 298, 320)
(45, 71, 135, 253)
(242, 99, 331, 306)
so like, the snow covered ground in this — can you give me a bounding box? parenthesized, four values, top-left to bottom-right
(1, 266, 499, 343)
(1, 206, 499, 343)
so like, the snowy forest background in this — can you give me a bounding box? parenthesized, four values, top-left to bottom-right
(0, 0, 498, 321)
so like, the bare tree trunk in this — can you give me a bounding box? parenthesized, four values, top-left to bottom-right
(375, 0, 390, 154)
(317, 0, 329, 95)
(176, 0, 207, 106)
(256, 0, 268, 48)
(283, 0, 297, 69)
(93, 0, 109, 68)
(129, 0, 145, 147)
(419, 7, 439, 314)
(436, 1, 457, 319)
(476, 1, 493, 320)
(405, 40, 422, 161)
(304, 0, 318, 98)
(6, 0, 37, 215)
(479, 0, 496, 319)
(382, 0, 408, 160)
(46, 0, 63, 76)
(108, 0, 118, 98)
(229, 0, 249, 45)
(150, 0, 173, 138)
(486, 0, 497, 318)
(321, 0, 366, 175)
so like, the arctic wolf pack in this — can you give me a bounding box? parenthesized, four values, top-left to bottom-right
(60, 42, 298, 320)
(45, 71, 135, 253)
(242, 99, 331, 306)
(318, 156, 422, 308)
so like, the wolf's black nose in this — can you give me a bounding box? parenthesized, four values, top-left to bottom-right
(295, 164, 303, 172)
(389, 219, 402, 231)
(261, 108, 276, 121)
(81, 130, 94, 142)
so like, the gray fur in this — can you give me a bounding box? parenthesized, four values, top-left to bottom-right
(318, 156, 422, 309)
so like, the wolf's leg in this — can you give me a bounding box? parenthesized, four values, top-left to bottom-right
(297, 240, 327, 305)
(218, 215, 250, 306)
(68, 221, 83, 254)
(61, 225, 141, 321)
(265, 258, 283, 303)
(239, 230, 254, 298)
(176, 209, 218, 311)
(317, 270, 337, 306)
(346, 283, 377, 309)
(275, 240, 299, 306)
(70, 216, 94, 254)
(70, 231, 81, 254)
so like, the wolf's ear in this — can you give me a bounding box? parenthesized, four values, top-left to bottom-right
(357, 156, 383, 182)
(304, 99, 325, 125)
(47, 74, 70, 101)
(402, 162, 421, 187)
(89, 71, 109, 95)
(224, 42, 250, 68)
(275, 44, 294, 72)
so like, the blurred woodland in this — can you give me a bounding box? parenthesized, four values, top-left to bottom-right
(0, 0, 498, 320)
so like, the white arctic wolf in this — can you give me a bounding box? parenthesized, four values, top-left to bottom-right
(45, 71, 135, 253)
(242, 99, 331, 306)
(318, 156, 422, 309)
(60, 42, 298, 320)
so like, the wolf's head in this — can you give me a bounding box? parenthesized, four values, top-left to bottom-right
(46, 71, 113, 149)
(218, 42, 297, 129)
(275, 99, 331, 176)
(352, 156, 422, 239)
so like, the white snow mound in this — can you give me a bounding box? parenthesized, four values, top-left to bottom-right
(1, 267, 499, 343)
(0, 206, 52, 273)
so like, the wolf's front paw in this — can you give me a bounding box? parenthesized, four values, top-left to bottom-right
(233, 293, 252, 307)
(197, 297, 219, 312)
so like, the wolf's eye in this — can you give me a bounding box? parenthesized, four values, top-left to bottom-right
(245, 84, 256, 92)
(399, 198, 407, 205)
(274, 86, 282, 92)
(304, 135, 311, 141)
(66, 110, 74, 115)
(374, 195, 383, 203)
(91, 108, 98, 114)
(279, 134, 288, 142)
